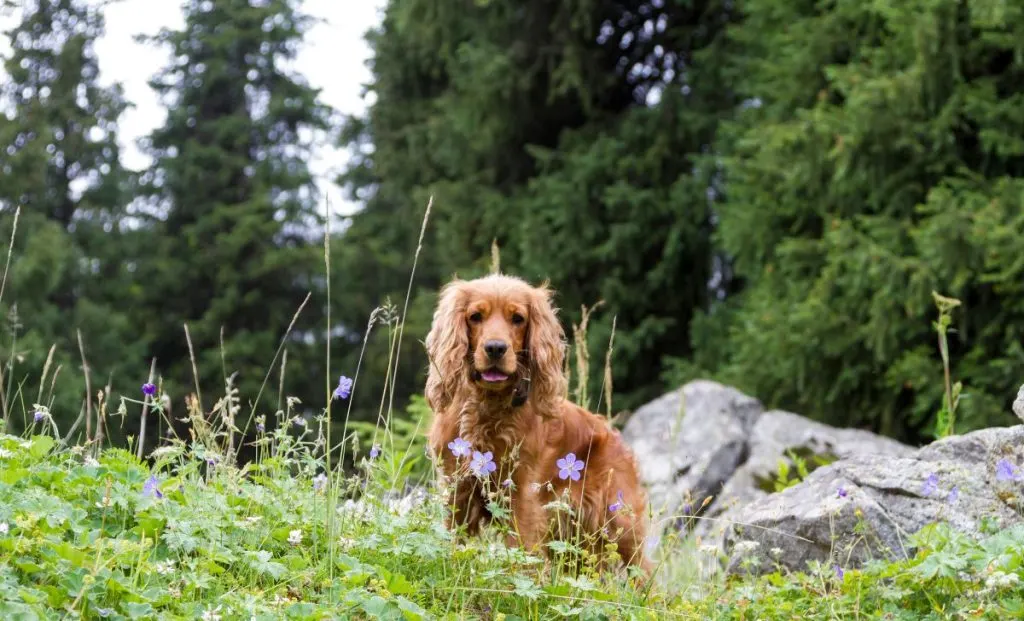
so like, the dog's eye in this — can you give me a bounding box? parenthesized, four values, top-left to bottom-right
(469, 312, 483, 323)
(511, 313, 525, 325)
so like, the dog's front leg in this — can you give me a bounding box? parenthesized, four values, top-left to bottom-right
(506, 482, 548, 555)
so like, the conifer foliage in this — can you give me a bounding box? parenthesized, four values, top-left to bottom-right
(682, 0, 1024, 441)
(136, 0, 331, 420)
(0, 0, 140, 428)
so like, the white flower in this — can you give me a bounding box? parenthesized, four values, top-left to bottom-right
(287, 529, 302, 545)
(0, 522, 9, 535)
(770, 547, 784, 558)
(733, 540, 760, 556)
(699, 544, 719, 555)
(153, 560, 175, 575)
(985, 571, 1021, 589)
(84, 457, 100, 467)
(200, 606, 222, 621)
(0, 448, 12, 459)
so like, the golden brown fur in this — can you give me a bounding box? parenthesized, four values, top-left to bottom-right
(424, 274, 652, 575)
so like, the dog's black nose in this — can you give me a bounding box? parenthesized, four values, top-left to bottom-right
(483, 340, 508, 359)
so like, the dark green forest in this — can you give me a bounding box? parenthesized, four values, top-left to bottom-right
(2, 0, 1022, 453)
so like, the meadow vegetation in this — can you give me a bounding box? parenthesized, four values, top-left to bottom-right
(1, 211, 1023, 620)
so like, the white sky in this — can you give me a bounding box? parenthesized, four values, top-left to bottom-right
(2, 0, 386, 215)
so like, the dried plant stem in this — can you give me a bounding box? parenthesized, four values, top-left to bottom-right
(137, 358, 157, 460)
(184, 323, 203, 412)
(385, 196, 432, 440)
(0, 206, 19, 426)
(77, 330, 93, 451)
(599, 315, 617, 419)
(37, 344, 56, 406)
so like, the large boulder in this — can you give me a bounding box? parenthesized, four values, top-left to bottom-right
(621, 380, 912, 554)
(696, 409, 913, 542)
(722, 425, 1024, 574)
(620, 381, 761, 539)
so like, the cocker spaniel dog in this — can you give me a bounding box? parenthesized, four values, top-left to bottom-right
(425, 274, 651, 575)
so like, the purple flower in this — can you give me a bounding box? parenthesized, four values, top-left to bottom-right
(141, 383, 157, 397)
(469, 451, 496, 478)
(921, 472, 939, 496)
(557, 452, 585, 482)
(33, 410, 45, 423)
(834, 565, 844, 580)
(333, 376, 353, 400)
(947, 486, 959, 506)
(996, 459, 1022, 482)
(448, 437, 472, 459)
(837, 486, 848, 499)
(502, 478, 513, 488)
(256, 423, 265, 433)
(369, 444, 381, 459)
(142, 475, 163, 499)
(609, 490, 624, 512)
(313, 473, 328, 492)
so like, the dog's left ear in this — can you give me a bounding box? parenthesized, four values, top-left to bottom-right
(526, 281, 568, 406)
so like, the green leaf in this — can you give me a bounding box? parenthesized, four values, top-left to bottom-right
(28, 436, 54, 460)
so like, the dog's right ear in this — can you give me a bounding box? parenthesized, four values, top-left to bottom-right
(424, 279, 469, 413)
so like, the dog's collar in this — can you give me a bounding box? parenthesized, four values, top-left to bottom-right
(511, 376, 530, 407)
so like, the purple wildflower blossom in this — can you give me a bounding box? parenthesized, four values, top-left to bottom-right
(837, 486, 848, 499)
(557, 452, 585, 482)
(333, 376, 353, 400)
(996, 458, 1022, 482)
(469, 451, 496, 478)
(256, 422, 265, 433)
(141, 383, 157, 397)
(369, 444, 381, 459)
(921, 472, 939, 496)
(947, 486, 959, 506)
(502, 478, 513, 488)
(33, 410, 45, 423)
(609, 490, 625, 512)
(834, 565, 844, 580)
(448, 437, 472, 459)
(313, 473, 328, 492)
(142, 475, 163, 499)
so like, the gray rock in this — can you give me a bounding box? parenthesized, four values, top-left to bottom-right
(621, 381, 912, 559)
(621, 380, 762, 540)
(696, 409, 913, 543)
(1014, 384, 1024, 423)
(722, 425, 1024, 575)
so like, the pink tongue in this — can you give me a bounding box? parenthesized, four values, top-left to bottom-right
(481, 371, 508, 382)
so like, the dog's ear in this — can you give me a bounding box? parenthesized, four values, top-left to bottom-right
(425, 279, 469, 413)
(527, 281, 568, 406)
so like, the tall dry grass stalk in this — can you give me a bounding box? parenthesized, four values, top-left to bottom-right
(0, 206, 20, 425)
(571, 301, 604, 410)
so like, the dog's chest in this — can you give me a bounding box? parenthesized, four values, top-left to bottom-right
(458, 407, 525, 466)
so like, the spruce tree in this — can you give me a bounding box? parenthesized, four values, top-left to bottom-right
(0, 0, 139, 433)
(338, 0, 737, 418)
(136, 0, 331, 426)
(687, 0, 1024, 442)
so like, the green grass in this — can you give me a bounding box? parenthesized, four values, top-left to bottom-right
(3, 414, 1024, 620)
